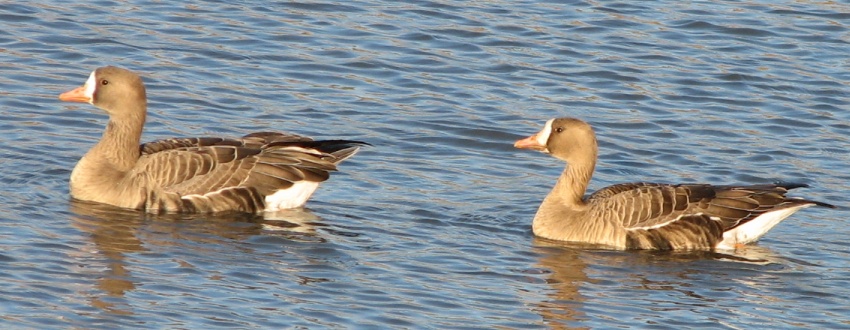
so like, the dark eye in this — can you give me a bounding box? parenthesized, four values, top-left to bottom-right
(101, 79, 109, 85)
(555, 127, 564, 133)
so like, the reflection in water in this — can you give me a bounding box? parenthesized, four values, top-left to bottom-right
(716, 245, 786, 265)
(263, 208, 323, 234)
(531, 238, 786, 329)
(67, 200, 324, 315)
(532, 238, 590, 330)
(7, 0, 844, 325)
(69, 201, 146, 315)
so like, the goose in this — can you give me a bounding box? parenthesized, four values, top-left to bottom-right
(514, 117, 835, 250)
(59, 66, 367, 213)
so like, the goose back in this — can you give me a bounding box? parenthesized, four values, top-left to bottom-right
(133, 133, 366, 213)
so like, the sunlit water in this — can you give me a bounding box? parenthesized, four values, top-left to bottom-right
(1, 1, 847, 328)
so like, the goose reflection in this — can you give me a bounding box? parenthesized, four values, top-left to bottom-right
(532, 238, 592, 329)
(69, 201, 146, 315)
(68, 200, 324, 314)
(263, 208, 323, 234)
(532, 237, 786, 329)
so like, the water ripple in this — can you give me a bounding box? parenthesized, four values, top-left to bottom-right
(0, 0, 847, 328)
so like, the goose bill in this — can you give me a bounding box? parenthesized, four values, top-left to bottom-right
(59, 86, 90, 103)
(59, 70, 97, 103)
(514, 134, 547, 151)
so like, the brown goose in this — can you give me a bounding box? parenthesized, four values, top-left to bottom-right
(514, 117, 835, 250)
(59, 66, 367, 213)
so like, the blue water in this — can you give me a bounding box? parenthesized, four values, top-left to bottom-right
(0, 1, 847, 328)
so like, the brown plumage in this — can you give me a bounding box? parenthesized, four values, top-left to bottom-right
(59, 66, 366, 213)
(515, 117, 835, 250)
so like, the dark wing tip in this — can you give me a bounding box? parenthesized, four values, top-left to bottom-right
(267, 139, 371, 152)
(811, 200, 838, 209)
(322, 139, 372, 148)
(774, 181, 836, 209)
(774, 181, 810, 190)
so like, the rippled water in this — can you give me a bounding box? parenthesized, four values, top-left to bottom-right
(1, 1, 848, 328)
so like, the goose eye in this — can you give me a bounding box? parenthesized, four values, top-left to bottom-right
(100, 79, 109, 85)
(555, 127, 564, 133)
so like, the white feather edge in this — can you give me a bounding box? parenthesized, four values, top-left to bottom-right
(180, 181, 321, 211)
(625, 212, 719, 231)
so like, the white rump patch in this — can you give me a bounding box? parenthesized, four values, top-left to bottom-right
(263, 181, 321, 211)
(85, 70, 97, 104)
(716, 205, 813, 250)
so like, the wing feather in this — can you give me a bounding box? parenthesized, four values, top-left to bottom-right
(136, 137, 354, 193)
(133, 135, 366, 212)
(587, 182, 828, 235)
(625, 214, 724, 250)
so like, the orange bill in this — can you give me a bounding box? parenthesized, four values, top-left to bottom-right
(514, 134, 545, 150)
(59, 85, 90, 103)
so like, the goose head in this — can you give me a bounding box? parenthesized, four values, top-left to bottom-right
(59, 66, 147, 118)
(514, 117, 598, 164)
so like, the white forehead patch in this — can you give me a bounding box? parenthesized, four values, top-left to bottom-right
(84, 70, 97, 104)
(535, 119, 554, 146)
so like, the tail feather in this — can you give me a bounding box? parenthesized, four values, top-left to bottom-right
(721, 182, 836, 209)
(789, 197, 836, 209)
(267, 139, 369, 151)
(310, 140, 371, 154)
(265, 139, 369, 164)
(774, 182, 836, 209)
(329, 145, 362, 164)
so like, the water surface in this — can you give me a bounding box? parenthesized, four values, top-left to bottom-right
(0, 1, 847, 328)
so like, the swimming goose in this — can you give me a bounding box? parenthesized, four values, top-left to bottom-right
(514, 117, 835, 250)
(59, 66, 367, 213)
